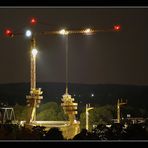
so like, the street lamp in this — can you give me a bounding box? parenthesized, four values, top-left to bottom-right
(86, 104, 94, 131)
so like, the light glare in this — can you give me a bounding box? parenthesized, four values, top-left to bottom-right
(32, 48, 38, 57)
(59, 29, 68, 35)
(84, 28, 91, 33)
(84, 28, 93, 35)
(25, 30, 32, 37)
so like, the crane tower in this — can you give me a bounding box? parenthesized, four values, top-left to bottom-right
(26, 36, 43, 124)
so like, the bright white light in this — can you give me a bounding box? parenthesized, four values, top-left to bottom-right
(32, 48, 38, 57)
(59, 29, 68, 35)
(91, 93, 94, 97)
(25, 30, 32, 37)
(74, 120, 77, 123)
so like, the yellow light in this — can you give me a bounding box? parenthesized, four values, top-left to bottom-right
(32, 48, 38, 57)
(84, 28, 91, 33)
(59, 29, 69, 35)
(84, 28, 93, 35)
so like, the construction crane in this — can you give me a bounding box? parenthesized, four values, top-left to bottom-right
(4, 29, 44, 124)
(4, 17, 121, 126)
(25, 35, 43, 124)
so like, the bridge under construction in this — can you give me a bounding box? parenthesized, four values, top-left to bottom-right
(24, 35, 80, 139)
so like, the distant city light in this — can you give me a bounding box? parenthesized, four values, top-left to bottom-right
(25, 30, 32, 37)
(91, 93, 94, 97)
(127, 114, 131, 118)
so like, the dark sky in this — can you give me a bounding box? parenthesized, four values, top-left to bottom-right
(0, 8, 148, 85)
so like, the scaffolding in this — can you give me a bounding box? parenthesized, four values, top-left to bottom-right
(0, 107, 16, 124)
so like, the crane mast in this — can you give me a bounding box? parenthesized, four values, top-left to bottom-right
(26, 36, 43, 124)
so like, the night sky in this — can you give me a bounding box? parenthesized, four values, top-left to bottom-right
(0, 8, 148, 85)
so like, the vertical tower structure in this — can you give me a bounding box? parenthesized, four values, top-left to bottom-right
(60, 34, 78, 124)
(86, 104, 94, 131)
(61, 92, 78, 124)
(61, 90, 80, 139)
(117, 99, 127, 123)
(26, 36, 43, 124)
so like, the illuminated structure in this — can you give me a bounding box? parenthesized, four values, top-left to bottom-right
(4, 21, 121, 139)
(117, 99, 127, 123)
(60, 31, 80, 138)
(60, 92, 80, 138)
(86, 104, 94, 131)
(26, 36, 43, 124)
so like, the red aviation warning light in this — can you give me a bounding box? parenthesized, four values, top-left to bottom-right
(4, 29, 13, 37)
(114, 25, 121, 31)
(30, 17, 37, 25)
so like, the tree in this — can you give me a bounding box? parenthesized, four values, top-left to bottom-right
(14, 104, 27, 121)
(38, 102, 58, 112)
(37, 102, 67, 121)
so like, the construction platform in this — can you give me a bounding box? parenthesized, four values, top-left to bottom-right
(20, 120, 80, 139)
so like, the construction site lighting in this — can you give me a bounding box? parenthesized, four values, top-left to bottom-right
(83, 28, 93, 35)
(25, 30, 32, 37)
(31, 48, 38, 57)
(59, 29, 69, 35)
(114, 25, 121, 31)
(30, 17, 37, 25)
(4, 29, 13, 37)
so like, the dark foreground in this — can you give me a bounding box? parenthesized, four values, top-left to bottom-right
(0, 123, 148, 141)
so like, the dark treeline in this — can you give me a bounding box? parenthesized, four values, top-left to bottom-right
(0, 83, 148, 109)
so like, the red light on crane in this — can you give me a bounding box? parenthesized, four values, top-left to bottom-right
(114, 25, 121, 31)
(30, 18, 37, 25)
(4, 29, 13, 37)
